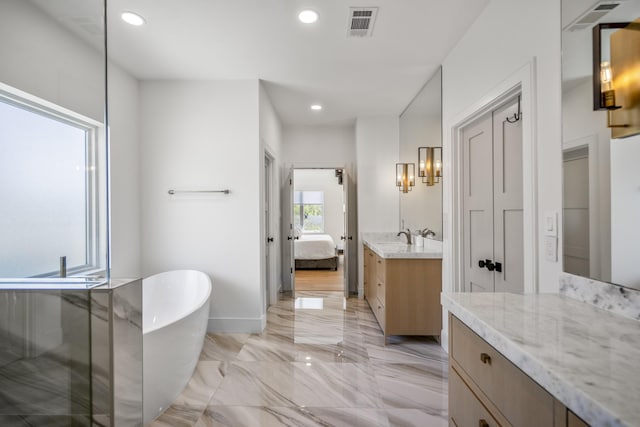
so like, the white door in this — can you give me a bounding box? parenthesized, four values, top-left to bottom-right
(462, 113, 494, 292)
(342, 168, 350, 299)
(493, 101, 524, 293)
(264, 155, 273, 310)
(563, 147, 590, 276)
(462, 96, 523, 293)
(288, 167, 295, 294)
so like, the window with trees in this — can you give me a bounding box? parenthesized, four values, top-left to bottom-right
(294, 191, 324, 233)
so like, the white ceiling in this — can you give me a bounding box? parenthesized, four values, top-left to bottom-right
(107, 0, 490, 126)
(36, 0, 491, 127)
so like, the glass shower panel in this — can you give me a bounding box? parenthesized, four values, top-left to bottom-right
(0, 0, 108, 281)
(0, 289, 92, 423)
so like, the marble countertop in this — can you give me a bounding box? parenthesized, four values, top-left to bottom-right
(441, 292, 640, 427)
(361, 232, 443, 259)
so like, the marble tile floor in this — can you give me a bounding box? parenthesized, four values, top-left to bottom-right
(149, 291, 448, 427)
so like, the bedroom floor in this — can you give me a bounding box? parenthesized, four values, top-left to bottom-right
(295, 255, 344, 292)
(148, 291, 449, 427)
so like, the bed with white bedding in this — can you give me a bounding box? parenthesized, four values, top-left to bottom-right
(294, 234, 338, 270)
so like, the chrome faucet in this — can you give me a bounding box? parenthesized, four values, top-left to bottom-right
(420, 228, 436, 239)
(397, 229, 412, 244)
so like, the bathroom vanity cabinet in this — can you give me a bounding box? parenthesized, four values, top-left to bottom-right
(438, 285, 640, 427)
(449, 314, 567, 427)
(363, 243, 442, 342)
(448, 313, 592, 426)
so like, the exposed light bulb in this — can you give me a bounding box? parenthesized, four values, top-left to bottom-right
(310, 104, 323, 111)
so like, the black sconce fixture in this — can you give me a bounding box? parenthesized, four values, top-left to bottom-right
(418, 147, 442, 186)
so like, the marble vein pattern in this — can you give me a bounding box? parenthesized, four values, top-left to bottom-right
(149, 291, 448, 427)
(560, 273, 640, 320)
(442, 292, 640, 427)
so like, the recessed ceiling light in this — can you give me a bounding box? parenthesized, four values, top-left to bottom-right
(121, 11, 146, 26)
(310, 104, 322, 111)
(298, 9, 318, 24)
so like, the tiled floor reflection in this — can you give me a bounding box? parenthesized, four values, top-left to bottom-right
(148, 291, 448, 427)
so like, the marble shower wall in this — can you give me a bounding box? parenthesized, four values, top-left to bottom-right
(0, 278, 143, 426)
(92, 279, 143, 427)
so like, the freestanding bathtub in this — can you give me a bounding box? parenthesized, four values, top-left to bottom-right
(142, 270, 212, 425)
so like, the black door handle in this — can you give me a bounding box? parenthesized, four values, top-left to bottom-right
(267, 237, 274, 243)
(495, 262, 502, 273)
(479, 259, 496, 271)
(341, 236, 345, 240)
(348, 236, 353, 240)
(287, 236, 292, 240)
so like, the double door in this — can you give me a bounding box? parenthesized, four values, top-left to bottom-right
(462, 97, 523, 293)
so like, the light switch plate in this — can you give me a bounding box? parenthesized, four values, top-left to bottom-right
(545, 236, 558, 262)
(544, 211, 557, 237)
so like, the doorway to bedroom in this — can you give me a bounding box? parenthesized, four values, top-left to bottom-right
(291, 168, 347, 294)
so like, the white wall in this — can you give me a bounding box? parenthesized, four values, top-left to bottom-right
(562, 79, 611, 282)
(294, 169, 344, 245)
(281, 124, 358, 293)
(610, 135, 640, 288)
(355, 116, 400, 295)
(109, 65, 142, 278)
(440, 0, 562, 350)
(140, 80, 264, 332)
(259, 82, 283, 310)
(282, 125, 356, 166)
(442, 0, 562, 294)
(0, 0, 141, 278)
(399, 114, 443, 238)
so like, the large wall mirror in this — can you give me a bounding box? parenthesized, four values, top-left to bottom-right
(399, 67, 443, 240)
(562, 0, 640, 290)
(0, 0, 108, 280)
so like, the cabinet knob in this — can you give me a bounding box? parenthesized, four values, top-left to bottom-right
(378, 283, 381, 286)
(480, 353, 491, 365)
(377, 260, 381, 264)
(479, 420, 489, 427)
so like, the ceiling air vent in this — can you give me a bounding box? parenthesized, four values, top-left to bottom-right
(564, 1, 625, 32)
(348, 7, 378, 37)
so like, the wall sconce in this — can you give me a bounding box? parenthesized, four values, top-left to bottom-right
(396, 163, 415, 193)
(418, 147, 442, 186)
(592, 22, 628, 111)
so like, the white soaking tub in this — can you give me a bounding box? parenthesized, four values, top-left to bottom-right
(142, 270, 212, 424)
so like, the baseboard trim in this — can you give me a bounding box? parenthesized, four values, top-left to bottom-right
(207, 315, 266, 333)
(440, 329, 449, 354)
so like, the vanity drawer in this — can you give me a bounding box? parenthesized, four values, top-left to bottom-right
(450, 315, 554, 427)
(568, 411, 589, 427)
(371, 297, 385, 330)
(449, 366, 500, 427)
(375, 255, 386, 281)
(375, 277, 386, 302)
